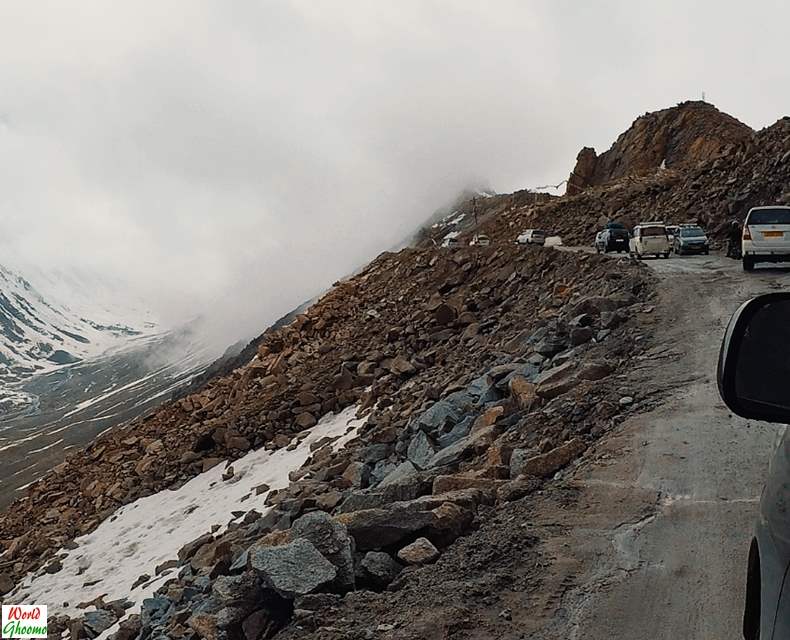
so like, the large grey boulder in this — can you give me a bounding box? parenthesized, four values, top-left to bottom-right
(336, 507, 436, 550)
(534, 361, 576, 387)
(140, 597, 173, 629)
(339, 478, 426, 513)
(292, 511, 355, 591)
(358, 551, 402, 589)
(82, 610, 118, 638)
(415, 390, 474, 431)
(378, 460, 420, 487)
(212, 572, 261, 604)
(534, 335, 568, 357)
(436, 416, 474, 449)
(407, 431, 437, 469)
(249, 538, 337, 598)
(427, 425, 498, 469)
(571, 294, 632, 317)
(467, 373, 500, 405)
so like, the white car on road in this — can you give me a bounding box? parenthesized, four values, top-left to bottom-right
(742, 206, 790, 271)
(516, 229, 547, 245)
(630, 222, 671, 259)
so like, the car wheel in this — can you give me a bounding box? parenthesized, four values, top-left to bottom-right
(704, 249, 709, 255)
(743, 256, 755, 272)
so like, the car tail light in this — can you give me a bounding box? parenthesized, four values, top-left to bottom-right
(743, 226, 751, 240)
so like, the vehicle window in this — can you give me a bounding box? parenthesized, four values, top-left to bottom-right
(641, 226, 666, 237)
(748, 209, 790, 225)
(680, 227, 704, 237)
(735, 300, 790, 408)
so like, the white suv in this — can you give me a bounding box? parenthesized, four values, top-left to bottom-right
(630, 222, 671, 259)
(742, 206, 790, 271)
(516, 229, 547, 245)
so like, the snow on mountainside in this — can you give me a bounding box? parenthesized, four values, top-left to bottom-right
(0, 263, 155, 383)
(0, 263, 221, 506)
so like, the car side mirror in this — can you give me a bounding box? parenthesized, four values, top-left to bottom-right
(718, 292, 790, 423)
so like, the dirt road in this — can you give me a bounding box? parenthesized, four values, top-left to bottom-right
(527, 254, 788, 639)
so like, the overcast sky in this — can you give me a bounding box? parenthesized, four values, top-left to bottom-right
(0, 1, 787, 346)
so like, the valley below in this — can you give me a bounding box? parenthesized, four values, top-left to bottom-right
(0, 330, 215, 508)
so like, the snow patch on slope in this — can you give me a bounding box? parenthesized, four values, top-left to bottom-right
(9, 405, 365, 627)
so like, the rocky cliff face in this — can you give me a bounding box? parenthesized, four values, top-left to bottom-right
(566, 101, 753, 195)
(505, 116, 790, 245)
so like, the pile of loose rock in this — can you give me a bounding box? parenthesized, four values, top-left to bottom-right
(4, 240, 657, 638)
(0, 244, 650, 598)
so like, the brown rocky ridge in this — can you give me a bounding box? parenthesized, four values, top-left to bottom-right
(565, 100, 752, 195)
(425, 104, 790, 252)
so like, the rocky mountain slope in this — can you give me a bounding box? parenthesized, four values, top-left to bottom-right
(3, 99, 787, 640)
(429, 103, 790, 251)
(526, 114, 790, 245)
(565, 100, 752, 195)
(2, 243, 655, 639)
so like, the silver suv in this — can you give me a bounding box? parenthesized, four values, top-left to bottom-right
(742, 206, 790, 271)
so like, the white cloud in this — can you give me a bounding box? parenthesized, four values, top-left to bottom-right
(0, 0, 783, 345)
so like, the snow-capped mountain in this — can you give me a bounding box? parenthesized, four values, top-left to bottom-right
(0, 263, 221, 504)
(0, 263, 155, 382)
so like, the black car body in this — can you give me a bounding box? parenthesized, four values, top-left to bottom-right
(674, 225, 710, 255)
(718, 293, 790, 639)
(595, 223, 630, 253)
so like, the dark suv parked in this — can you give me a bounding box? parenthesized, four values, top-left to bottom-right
(595, 222, 630, 254)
